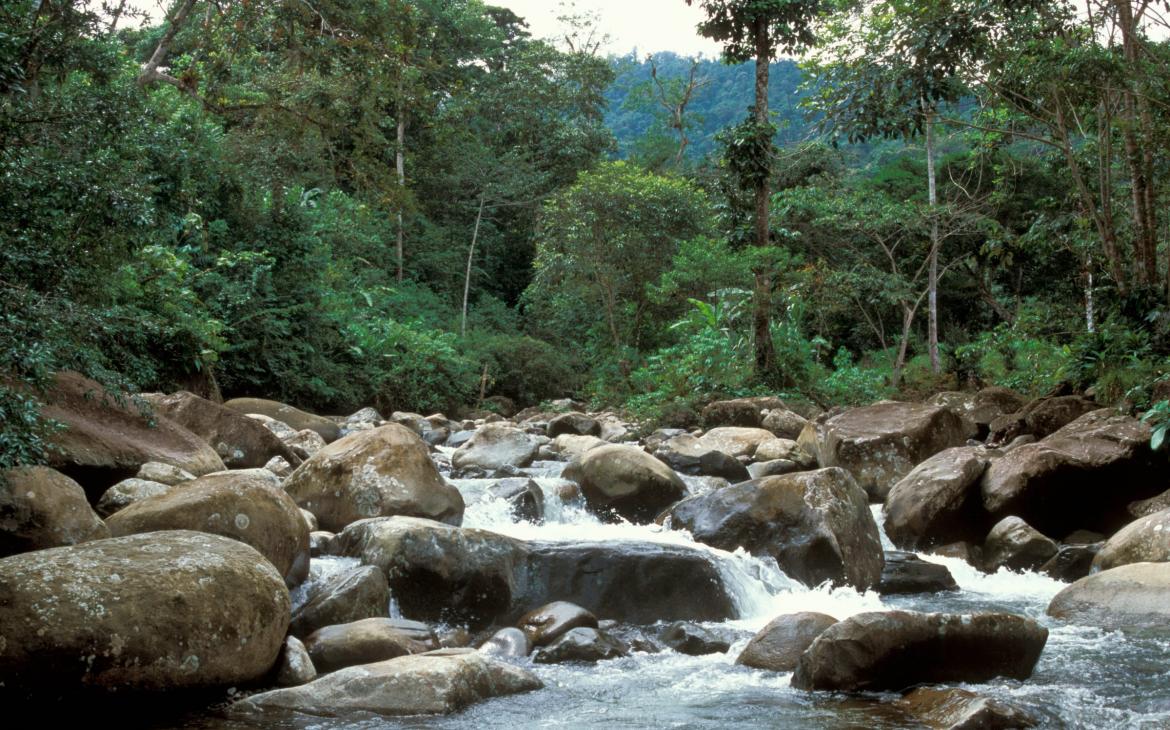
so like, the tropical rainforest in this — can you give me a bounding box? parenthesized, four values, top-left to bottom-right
(4, 0, 1170, 470)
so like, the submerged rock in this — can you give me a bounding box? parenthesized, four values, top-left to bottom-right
(791, 610, 1048, 692)
(533, 627, 628, 664)
(235, 648, 542, 717)
(0, 530, 290, 695)
(284, 425, 464, 532)
(518, 601, 598, 647)
(895, 686, 1038, 729)
(877, 552, 958, 595)
(736, 612, 838, 672)
(659, 621, 730, 656)
(667, 467, 884, 590)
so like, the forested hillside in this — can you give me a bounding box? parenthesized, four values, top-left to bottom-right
(4, 0, 1170, 471)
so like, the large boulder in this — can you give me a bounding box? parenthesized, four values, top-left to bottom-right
(223, 397, 341, 443)
(553, 434, 606, 460)
(105, 471, 310, 586)
(1093, 508, 1170, 571)
(290, 564, 391, 638)
(761, 408, 809, 440)
(303, 618, 428, 674)
(980, 410, 1166, 537)
(791, 611, 1048, 692)
(39, 371, 224, 491)
(332, 517, 527, 628)
(882, 446, 991, 550)
(987, 394, 1099, 446)
(520, 540, 736, 624)
(696, 427, 776, 459)
(798, 402, 976, 501)
(877, 552, 958, 595)
(451, 424, 539, 472)
(562, 444, 687, 523)
(666, 468, 884, 590)
(982, 516, 1058, 573)
(701, 397, 787, 428)
(0, 466, 108, 557)
(653, 434, 751, 481)
(284, 425, 463, 532)
(1048, 562, 1170, 628)
(736, 612, 838, 672)
(143, 391, 302, 470)
(930, 387, 1027, 439)
(95, 478, 173, 517)
(235, 648, 541, 717)
(895, 687, 1038, 730)
(0, 531, 289, 695)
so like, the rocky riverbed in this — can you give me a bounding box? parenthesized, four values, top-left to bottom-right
(2, 375, 1169, 728)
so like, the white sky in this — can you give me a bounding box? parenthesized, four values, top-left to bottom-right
(124, 0, 721, 56)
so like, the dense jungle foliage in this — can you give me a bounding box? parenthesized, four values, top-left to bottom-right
(3, 0, 1170, 469)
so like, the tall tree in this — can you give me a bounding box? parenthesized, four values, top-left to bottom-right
(685, 0, 828, 378)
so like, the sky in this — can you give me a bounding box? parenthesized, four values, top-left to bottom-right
(124, 0, 722, 57)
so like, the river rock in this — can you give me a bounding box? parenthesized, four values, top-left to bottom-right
(224, 397, 341, 443)
(40, 371, 225, 491)
(309, 530, 334, 556)
(895, 687, 1038, 729)
(0, 530, 289, 694)
(451, 424, 539, 471)
(754, 437, 813, 466)
(518, 601, 598, 646)
(553, 433, 606, 460)
(982, 516, 1058, 573)
(143, 391, 302, 470)
(488, 478, 544, 523)
(1047, 562, 1170, 628)
(697, 427, 776, 458)
(333, 516, 526, 628)
(1129, 489, 1170, 519)
(981, 410, 1165, 537)
(877, 552, 958, 595)
(291, 564, 390, 637)
(798, 401, 976, 501)
(883, 446, 991, 550)
(747, 459, 800, 479)
(250, 413, 298, 441)
(478, 628, 530, 658)
(791, 611, 1048, 692)
(106, 471, 310, 586)
(533, 627, 628, 663)
(276, 636, 316, 687)
(988, 395, 1099, 445)
(95, 478, 172, 517)
(286, 428, 328, 459)
(562, 444, 687, 523)
(1041, 544, 1099, 582)
(762, 408, 809, 440)
(659, 622, 730, 655)
(1093, 508, 1170, 571)
(236, 648, 541, 716)
(666, 468, 883, 590)
(304, 617, 428, 674)
(654, 434, 751, 481)
(346, 407, 383, 427)
(737, 612, 838, 672)
(0, 466, 108, 557)
(548, 412, 601, 438)
(521, 540, 735, 623)
(285, 424, 463, 532)
(930, 387, 1027, 439)
(135, 461, 196, 486)
(701, 397, 787, 428)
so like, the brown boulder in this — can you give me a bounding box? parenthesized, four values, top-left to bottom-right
(290, 564, 391, 638)
(95, 478, 173, 517)
(666, 468, 884, 590)
(303, 618, 428, 674)
(883, 446, 991, 550)
(518, 601, 598, 646)
(701, 397, 787, 428)
(223, 397, 340, 443)
(799, 402, 977, 501)
(1048, 562, 1170, 628)
(895, 687, 1038, 729)
(736, 612, 838, 672)
(106, 471, 310, 585)
(40, 371, 224, 491)
(0, 531, 289, 694)
(1092, 508, 1170, 571)
(144, 391, 302, 469)
(982, 516, 1058, 573)
(284, 425, 464, 532)
(562, 444, 687, 523)
(981, 410, 1166, 537)
(988, 395, 1098, 445)
(0, 466, 108, 557)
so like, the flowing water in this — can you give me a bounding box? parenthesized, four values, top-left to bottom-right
(185, 468, 1170, 730)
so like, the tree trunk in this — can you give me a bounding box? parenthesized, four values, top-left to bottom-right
(891, 304, 917, 388)
(461, 195, 486, 337)
(396, 76, 406, 283)
(1116, 0, 1159, 287)
(751, 16, 776, 376)
(925, 108, 941, 374)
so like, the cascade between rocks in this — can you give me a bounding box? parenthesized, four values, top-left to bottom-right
(266, 456, 1170, 730)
